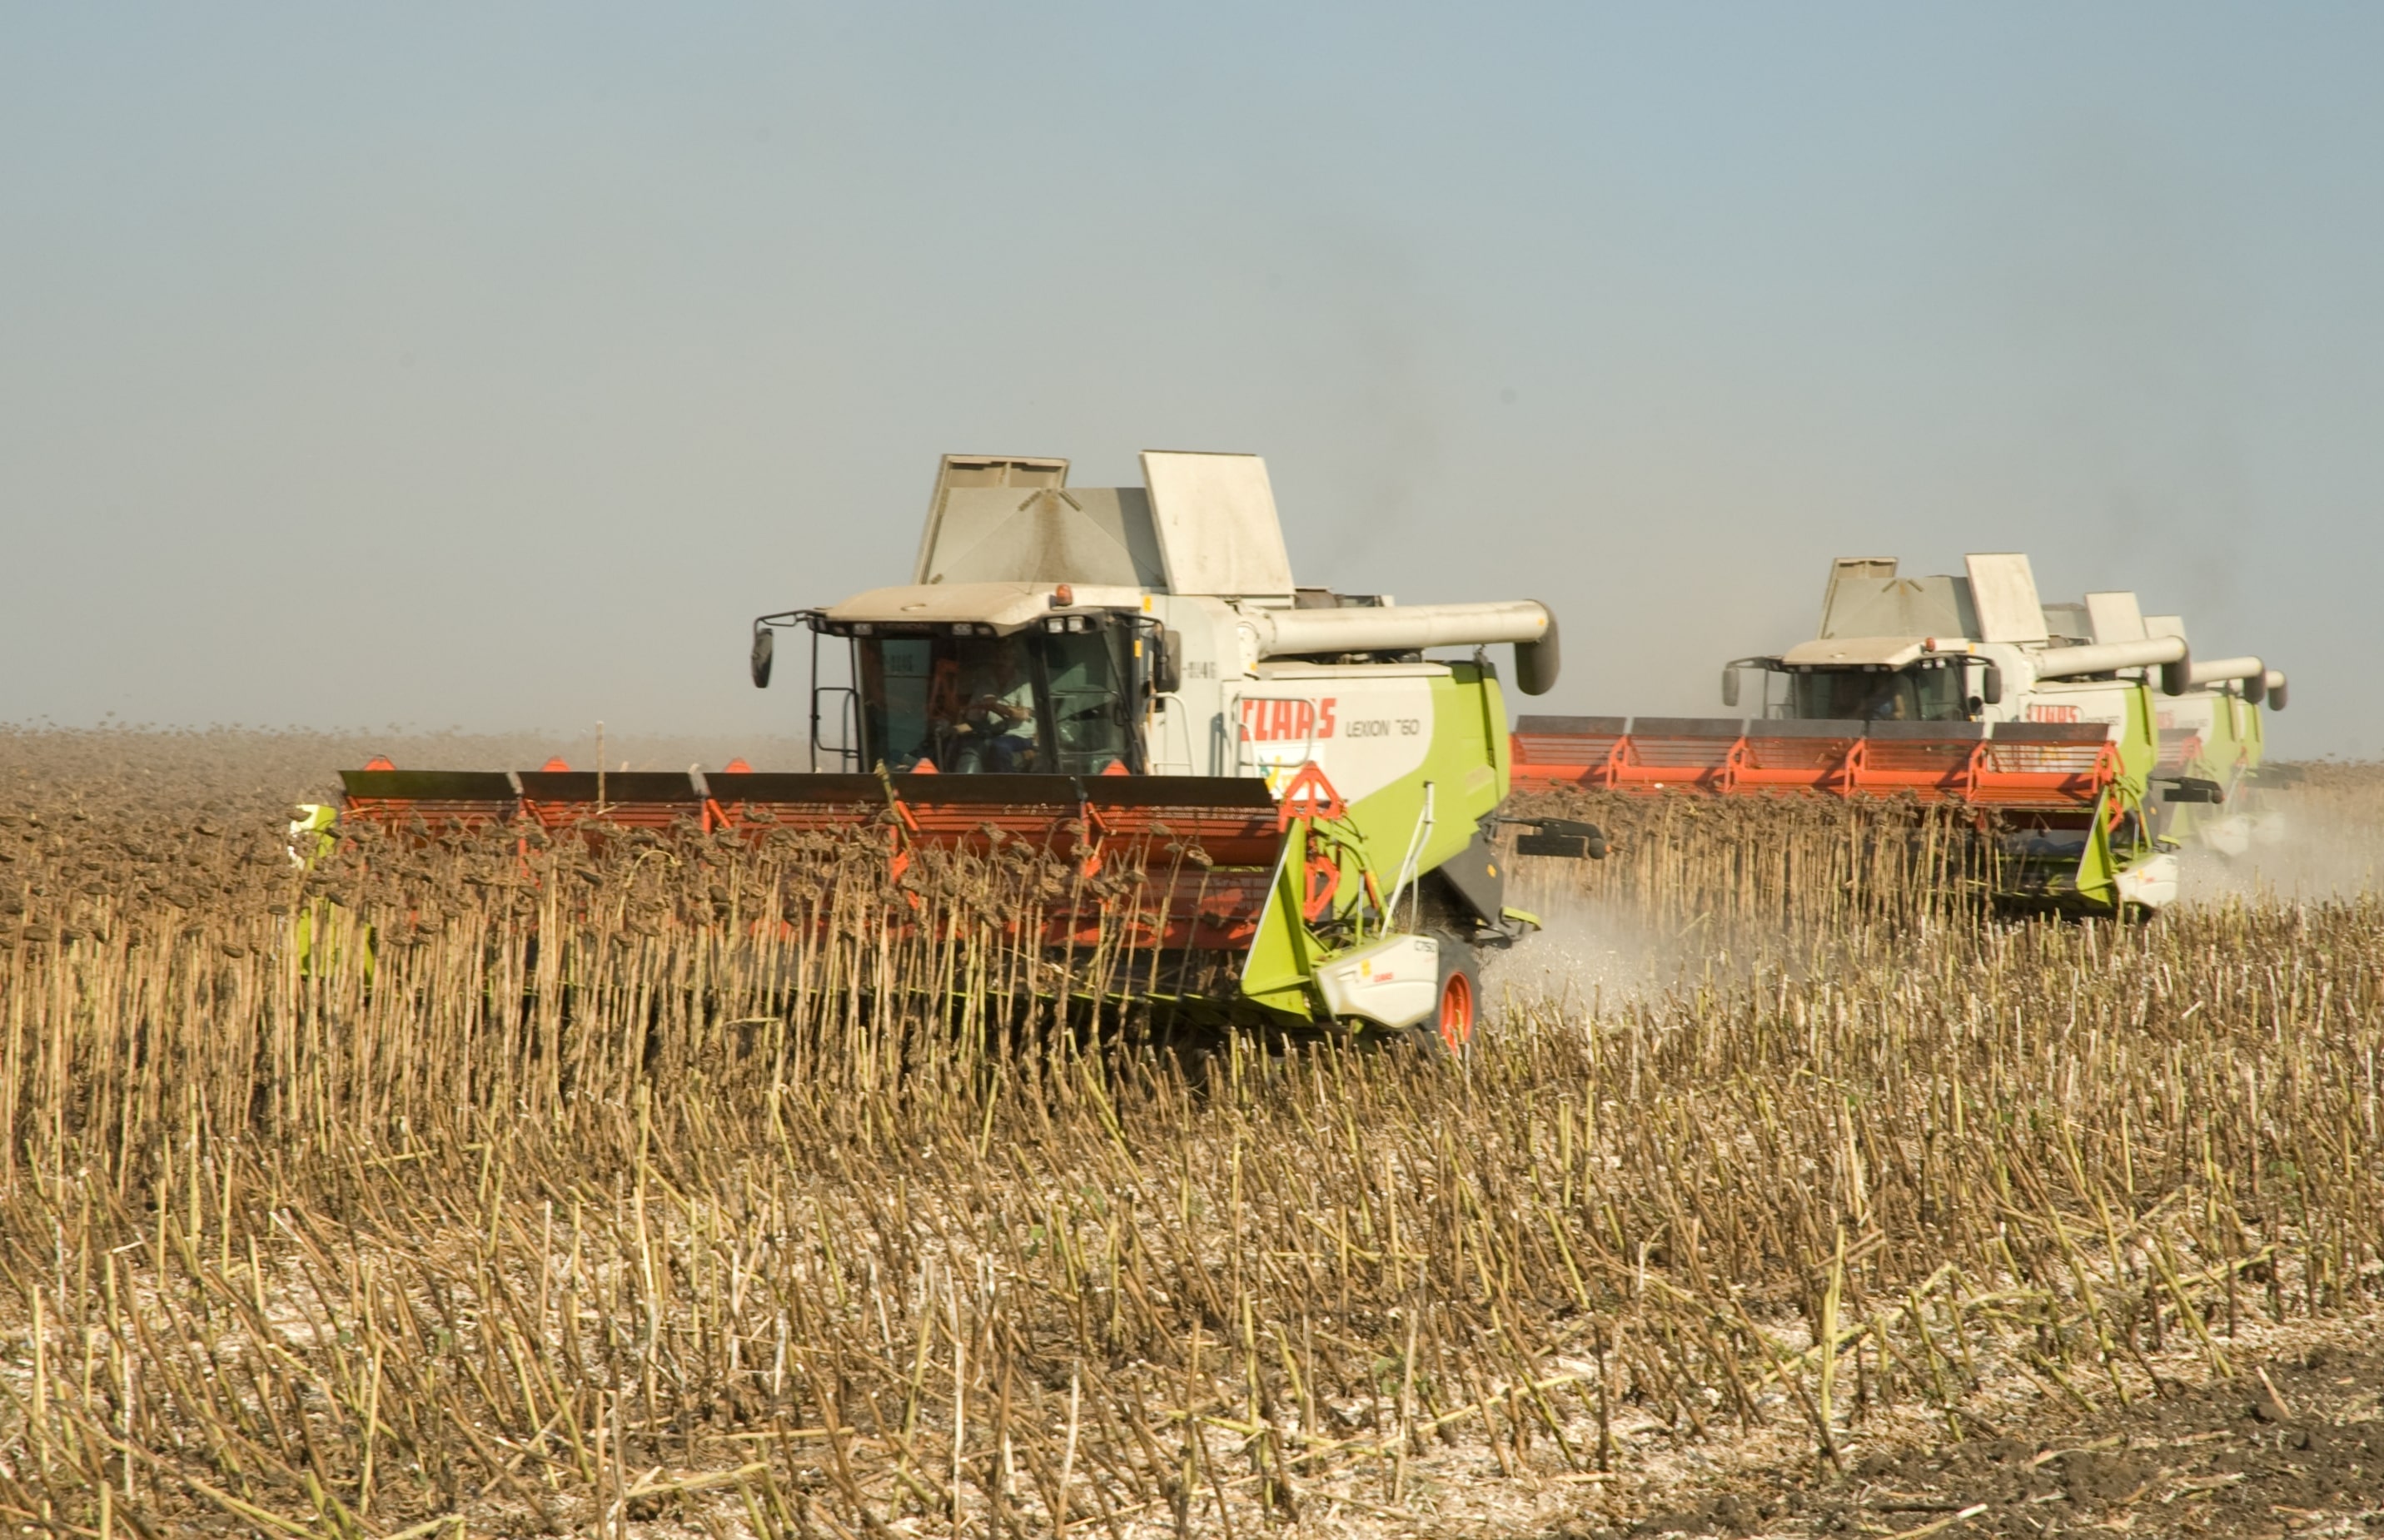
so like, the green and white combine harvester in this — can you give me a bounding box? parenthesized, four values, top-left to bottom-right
(1511, 554, 2287, 916)
(334, 452, 1598, 1046)
(2132, 611, 2287, 858)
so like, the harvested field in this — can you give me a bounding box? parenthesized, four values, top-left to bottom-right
(0, 729, 2381, 1539)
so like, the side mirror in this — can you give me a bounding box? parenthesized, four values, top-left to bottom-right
(1720, 667, 1739, 709)
(1152, 628, 1183, 695)
(750, 628, 774, 689)
(1978, 660, 2003, 707)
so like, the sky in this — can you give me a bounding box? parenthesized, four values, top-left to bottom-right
(3, 4, 2380, 757)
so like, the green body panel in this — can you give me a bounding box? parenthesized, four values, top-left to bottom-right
(1239, 852, 1323, 1016)
(1336, 663, 1511, 894)
(292, 899, 375, 982)
(2114, 684, 2157, 800)
(1241, 663, 1511, 1022)
(1999, 683, 2162, 915)
(2072, 788, 2126, 907)
(2163, 692, 2266, 847)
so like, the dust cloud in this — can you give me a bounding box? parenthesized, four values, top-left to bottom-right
(1480, 882, 1783, 1022)
(2175, 770, 2384, 905)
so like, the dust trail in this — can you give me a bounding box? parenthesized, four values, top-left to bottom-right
(1483, 882, 1782, 1023)
(2177, 766, 2384, 905)
(1481, 892, 1670, 1015)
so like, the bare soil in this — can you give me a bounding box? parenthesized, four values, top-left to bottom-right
(1544, 1331, 2384, 1540)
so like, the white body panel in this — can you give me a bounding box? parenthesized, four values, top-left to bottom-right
(2112, 852, 2180, 911)
(1234, 668, 1438, 801)
(1313, 933, 1441, 1028)
(1781, 635, 1929, 668)
(2083, 591, 2148, 643)
(1995, 663, 2131, 737)
(1964, 554, 2051, 643)
(1141, 451, 1297, 597)
(1140, 594, 1453, 797)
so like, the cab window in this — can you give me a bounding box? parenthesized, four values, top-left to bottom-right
(853, 622, 1137, 773)
(1789, 661, 1968, 723)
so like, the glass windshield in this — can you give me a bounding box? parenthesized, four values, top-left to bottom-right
(855, 624, 1134, 774)
(1789, 662, 1969, 723)
(1039, 628, 1133, 774)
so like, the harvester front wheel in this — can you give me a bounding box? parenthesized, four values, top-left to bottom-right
(1406, 932, 1481, 1057)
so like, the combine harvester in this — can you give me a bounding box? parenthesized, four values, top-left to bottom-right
(1510, 554, 2254, 917)
(336, 452, 1597, 1047)
(2132, 612, 2288, 857)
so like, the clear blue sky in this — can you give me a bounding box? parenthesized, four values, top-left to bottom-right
(4, 4, 2378, 755)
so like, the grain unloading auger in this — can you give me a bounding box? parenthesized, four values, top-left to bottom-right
(1510, 553, 2287, 917)
(334, 451, 1596, 1048)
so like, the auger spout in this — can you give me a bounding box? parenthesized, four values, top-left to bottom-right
(1242, 600, 1560, 693)
(2028, 635, 2187, 682)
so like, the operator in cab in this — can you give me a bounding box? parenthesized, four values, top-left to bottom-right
(941, 645, 1038, 772)
(1855, 675, 1912, 722)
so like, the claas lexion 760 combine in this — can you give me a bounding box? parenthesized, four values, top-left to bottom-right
(334, 452, 1597, 1046)
(2138, 611, 2288, 859)
(1511, 553, 2288, 917)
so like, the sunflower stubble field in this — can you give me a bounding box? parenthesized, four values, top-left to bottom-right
(1, 729, 2382, 1540)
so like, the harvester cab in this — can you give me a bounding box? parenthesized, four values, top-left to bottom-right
(338, 450, 1579, 1046)
(1514, 554, 2216, 916)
